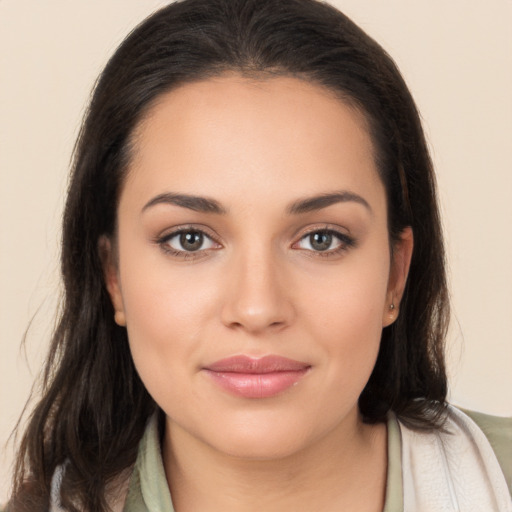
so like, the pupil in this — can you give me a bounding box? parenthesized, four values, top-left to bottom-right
(311, 232, 332, 251)
(180, 231, 203, 251)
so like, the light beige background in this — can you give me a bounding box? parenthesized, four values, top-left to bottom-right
(1, 0, 511, 503)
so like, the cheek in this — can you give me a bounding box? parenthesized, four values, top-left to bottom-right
(116, 241, 223, 404)
(299, 249, 390, 387)
(119, 224, 220, 331)
(302, 241, 390, 330)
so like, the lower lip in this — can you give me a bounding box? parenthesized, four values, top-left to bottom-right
(203, 369, 309, 398)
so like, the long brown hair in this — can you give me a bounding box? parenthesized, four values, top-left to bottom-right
(8, 0, 449, 510)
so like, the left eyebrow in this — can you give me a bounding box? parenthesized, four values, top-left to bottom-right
(141, 192, 227, 214)
(286, 191, 372, 215)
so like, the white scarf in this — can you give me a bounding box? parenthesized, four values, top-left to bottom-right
(400, 405, 511, 511)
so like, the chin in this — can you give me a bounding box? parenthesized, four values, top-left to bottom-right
(197, 412, 322, 461)
(214, 432, 310, 461)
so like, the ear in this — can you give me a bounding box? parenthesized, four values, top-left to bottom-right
(98, 235, 126, 326)
(382, 226, 413, 327)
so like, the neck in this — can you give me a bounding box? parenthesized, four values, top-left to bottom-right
(162, 411, 388, 512)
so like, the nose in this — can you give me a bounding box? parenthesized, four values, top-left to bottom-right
(220, 247, 295, 334)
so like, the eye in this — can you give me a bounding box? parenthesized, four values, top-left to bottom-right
(160, 229, 218, 253)
(294, 229, 354, 254)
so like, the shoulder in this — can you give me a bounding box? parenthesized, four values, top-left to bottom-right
(398, 405, 512, 510)
(461, 407, 512, 495)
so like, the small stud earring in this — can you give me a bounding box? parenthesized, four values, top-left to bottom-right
(114, 311, 126, 326)
(390, 303, 395, 311)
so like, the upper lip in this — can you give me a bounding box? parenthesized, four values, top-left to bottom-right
(204, 355, 311, 374)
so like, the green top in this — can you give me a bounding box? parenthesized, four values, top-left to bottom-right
(123, 408, 512, 512)
(463, 408, 512, 492)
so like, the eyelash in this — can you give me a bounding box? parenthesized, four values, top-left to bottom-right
(155, 226, 356, 260)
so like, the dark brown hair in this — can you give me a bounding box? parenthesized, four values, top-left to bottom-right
(8, 0, 448, 510)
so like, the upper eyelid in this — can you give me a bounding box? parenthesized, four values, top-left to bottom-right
(295, 229, 352, 243)
(294, 224, 351, 240)
(158, 225, 220, 242)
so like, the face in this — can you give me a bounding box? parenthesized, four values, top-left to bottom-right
(104, 74, 412, 460)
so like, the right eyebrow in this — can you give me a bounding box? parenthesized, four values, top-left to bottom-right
(141, 192, 228, 215)
(286, 191, 372, 215)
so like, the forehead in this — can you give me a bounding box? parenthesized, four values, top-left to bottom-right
(123, 74, 383, 212)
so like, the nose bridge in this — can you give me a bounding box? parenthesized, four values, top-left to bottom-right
(221, 241, 293, 332)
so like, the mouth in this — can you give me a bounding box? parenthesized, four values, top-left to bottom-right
(202, 355, 311, 398)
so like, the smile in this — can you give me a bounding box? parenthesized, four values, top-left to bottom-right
(202, 355, 311, 399)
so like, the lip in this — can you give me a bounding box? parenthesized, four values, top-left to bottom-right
(202, 355, 311, 398)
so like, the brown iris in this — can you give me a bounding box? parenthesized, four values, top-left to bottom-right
(309, 231, 333, 251)
(180, 231, 204, 251)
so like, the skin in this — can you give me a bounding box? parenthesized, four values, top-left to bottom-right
(103, 74, 413, 511)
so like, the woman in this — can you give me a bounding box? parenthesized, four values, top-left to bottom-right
(4, 0, 511, 510)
